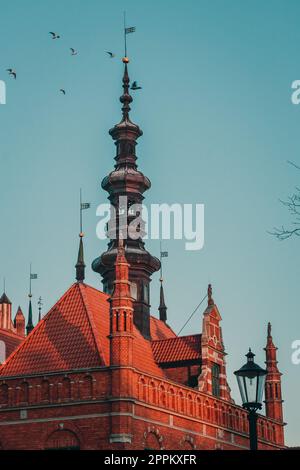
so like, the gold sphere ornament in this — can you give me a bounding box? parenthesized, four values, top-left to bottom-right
(122, 57, 129, 63)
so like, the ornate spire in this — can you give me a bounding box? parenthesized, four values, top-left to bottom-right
(158, 278, 167, 322)
(120, 60, 132, 121)
(207, 283, 214, 306)
(92, 58, 160, 339)
(76, 233, 85, 282)
(26, 297, 34, 335)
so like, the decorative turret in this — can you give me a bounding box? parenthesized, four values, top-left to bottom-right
(92, 58, 160, 339)
(198, 284, 232, 401)
(264, 323, 284, 424)
(158, 278, 167, 322)
(14, 306, 25, 337)
(0, 292, 12, 330)
(109, 239, 134, 366)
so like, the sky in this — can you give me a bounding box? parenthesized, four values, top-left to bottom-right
(0, 0, 300, 446)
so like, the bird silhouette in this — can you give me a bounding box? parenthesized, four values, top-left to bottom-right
(6, 68, 16, 79)
(106, 51, 115, 58)
(49, 32, 60, 39)
(60, 89, 66, 95)
(131, 81, 142, 90)
(70, 48, 78, 56)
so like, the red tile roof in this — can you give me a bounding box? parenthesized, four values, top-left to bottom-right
(151, 334, 201, 364)
(150, 317, 176, 341)
(0, 283, 176, 377)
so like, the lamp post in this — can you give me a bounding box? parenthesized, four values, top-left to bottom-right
(234, 349, 267, 450)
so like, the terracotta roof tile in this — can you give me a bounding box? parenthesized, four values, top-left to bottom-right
(151, 334, 201, 364)
(0, 283, 177, 378)
(150, 317, 176, 340)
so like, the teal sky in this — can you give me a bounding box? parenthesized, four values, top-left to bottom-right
(0, 0, 300, 446)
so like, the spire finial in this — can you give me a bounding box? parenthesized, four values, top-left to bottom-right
(158, 277, 167, 322)
(76, 190, 90, 282)
(267, 321, 272, 338)
(207, 283, 214, 306)
(38, 296, 43, 322)
(120, 61, 132, 121)
(76, 233, 85, 282)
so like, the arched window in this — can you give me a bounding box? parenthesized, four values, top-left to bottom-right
(228, 408, 233, 428)
(41, 380, 50, 402)
(204, 400, 211, 420)
(178, 392, 185, 414)
(20, 382, 29, 404)
(221, 406, 226, 426)
(159, 385, 166, 407)
(187, 394, 193, 415)
(45, 430, 80, 450)
(0, 383, 8, 405)
(139, 378, 147, 402)
(214, 403, 219, 424)
(148, 381, 156, 404)
(272, 425, 276, 443)
(81, 375, 93, 399)
(169, 388, 176, 410)
(196, 397, 202, 418)
(235, 411, 240, 430)
(261, 420, 265, 439)
(62, 377, 71, 401)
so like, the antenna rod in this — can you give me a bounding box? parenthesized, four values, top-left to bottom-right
(124, 11, 127, 57)
(80, 188, 83, 234)
(160, 241, 163, 279)
(29, 263, 32, 297)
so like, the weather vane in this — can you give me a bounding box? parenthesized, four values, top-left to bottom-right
(123, 12, 136, 61)
(29, 263, 38, 299)
(79, 189, 90, 237)
(160, 242, 169, 281)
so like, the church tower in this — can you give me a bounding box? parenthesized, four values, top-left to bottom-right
(92, 58, 160, 339)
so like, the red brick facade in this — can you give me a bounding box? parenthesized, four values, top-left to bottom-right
(0, 249, 285, 450)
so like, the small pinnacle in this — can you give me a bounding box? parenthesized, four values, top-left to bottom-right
(207, 283, 214, 305)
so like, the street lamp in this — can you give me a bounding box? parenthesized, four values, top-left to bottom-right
(234, 348, 267, 450)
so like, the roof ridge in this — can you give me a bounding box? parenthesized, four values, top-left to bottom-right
(152, 333, 201, 344)
(0, 327, 24, 340)
(77, 283, 106, 365)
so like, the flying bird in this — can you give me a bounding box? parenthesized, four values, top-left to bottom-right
(70, 48, 78, 56)
(131, 81, 142, 90)
(106, 51, 115, 58)
(49, 32, 60, 39)
(60, 89, 66, 95)
(6, 68, 16, 79)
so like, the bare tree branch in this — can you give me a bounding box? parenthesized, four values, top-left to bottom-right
(271, 162, 300, 240)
